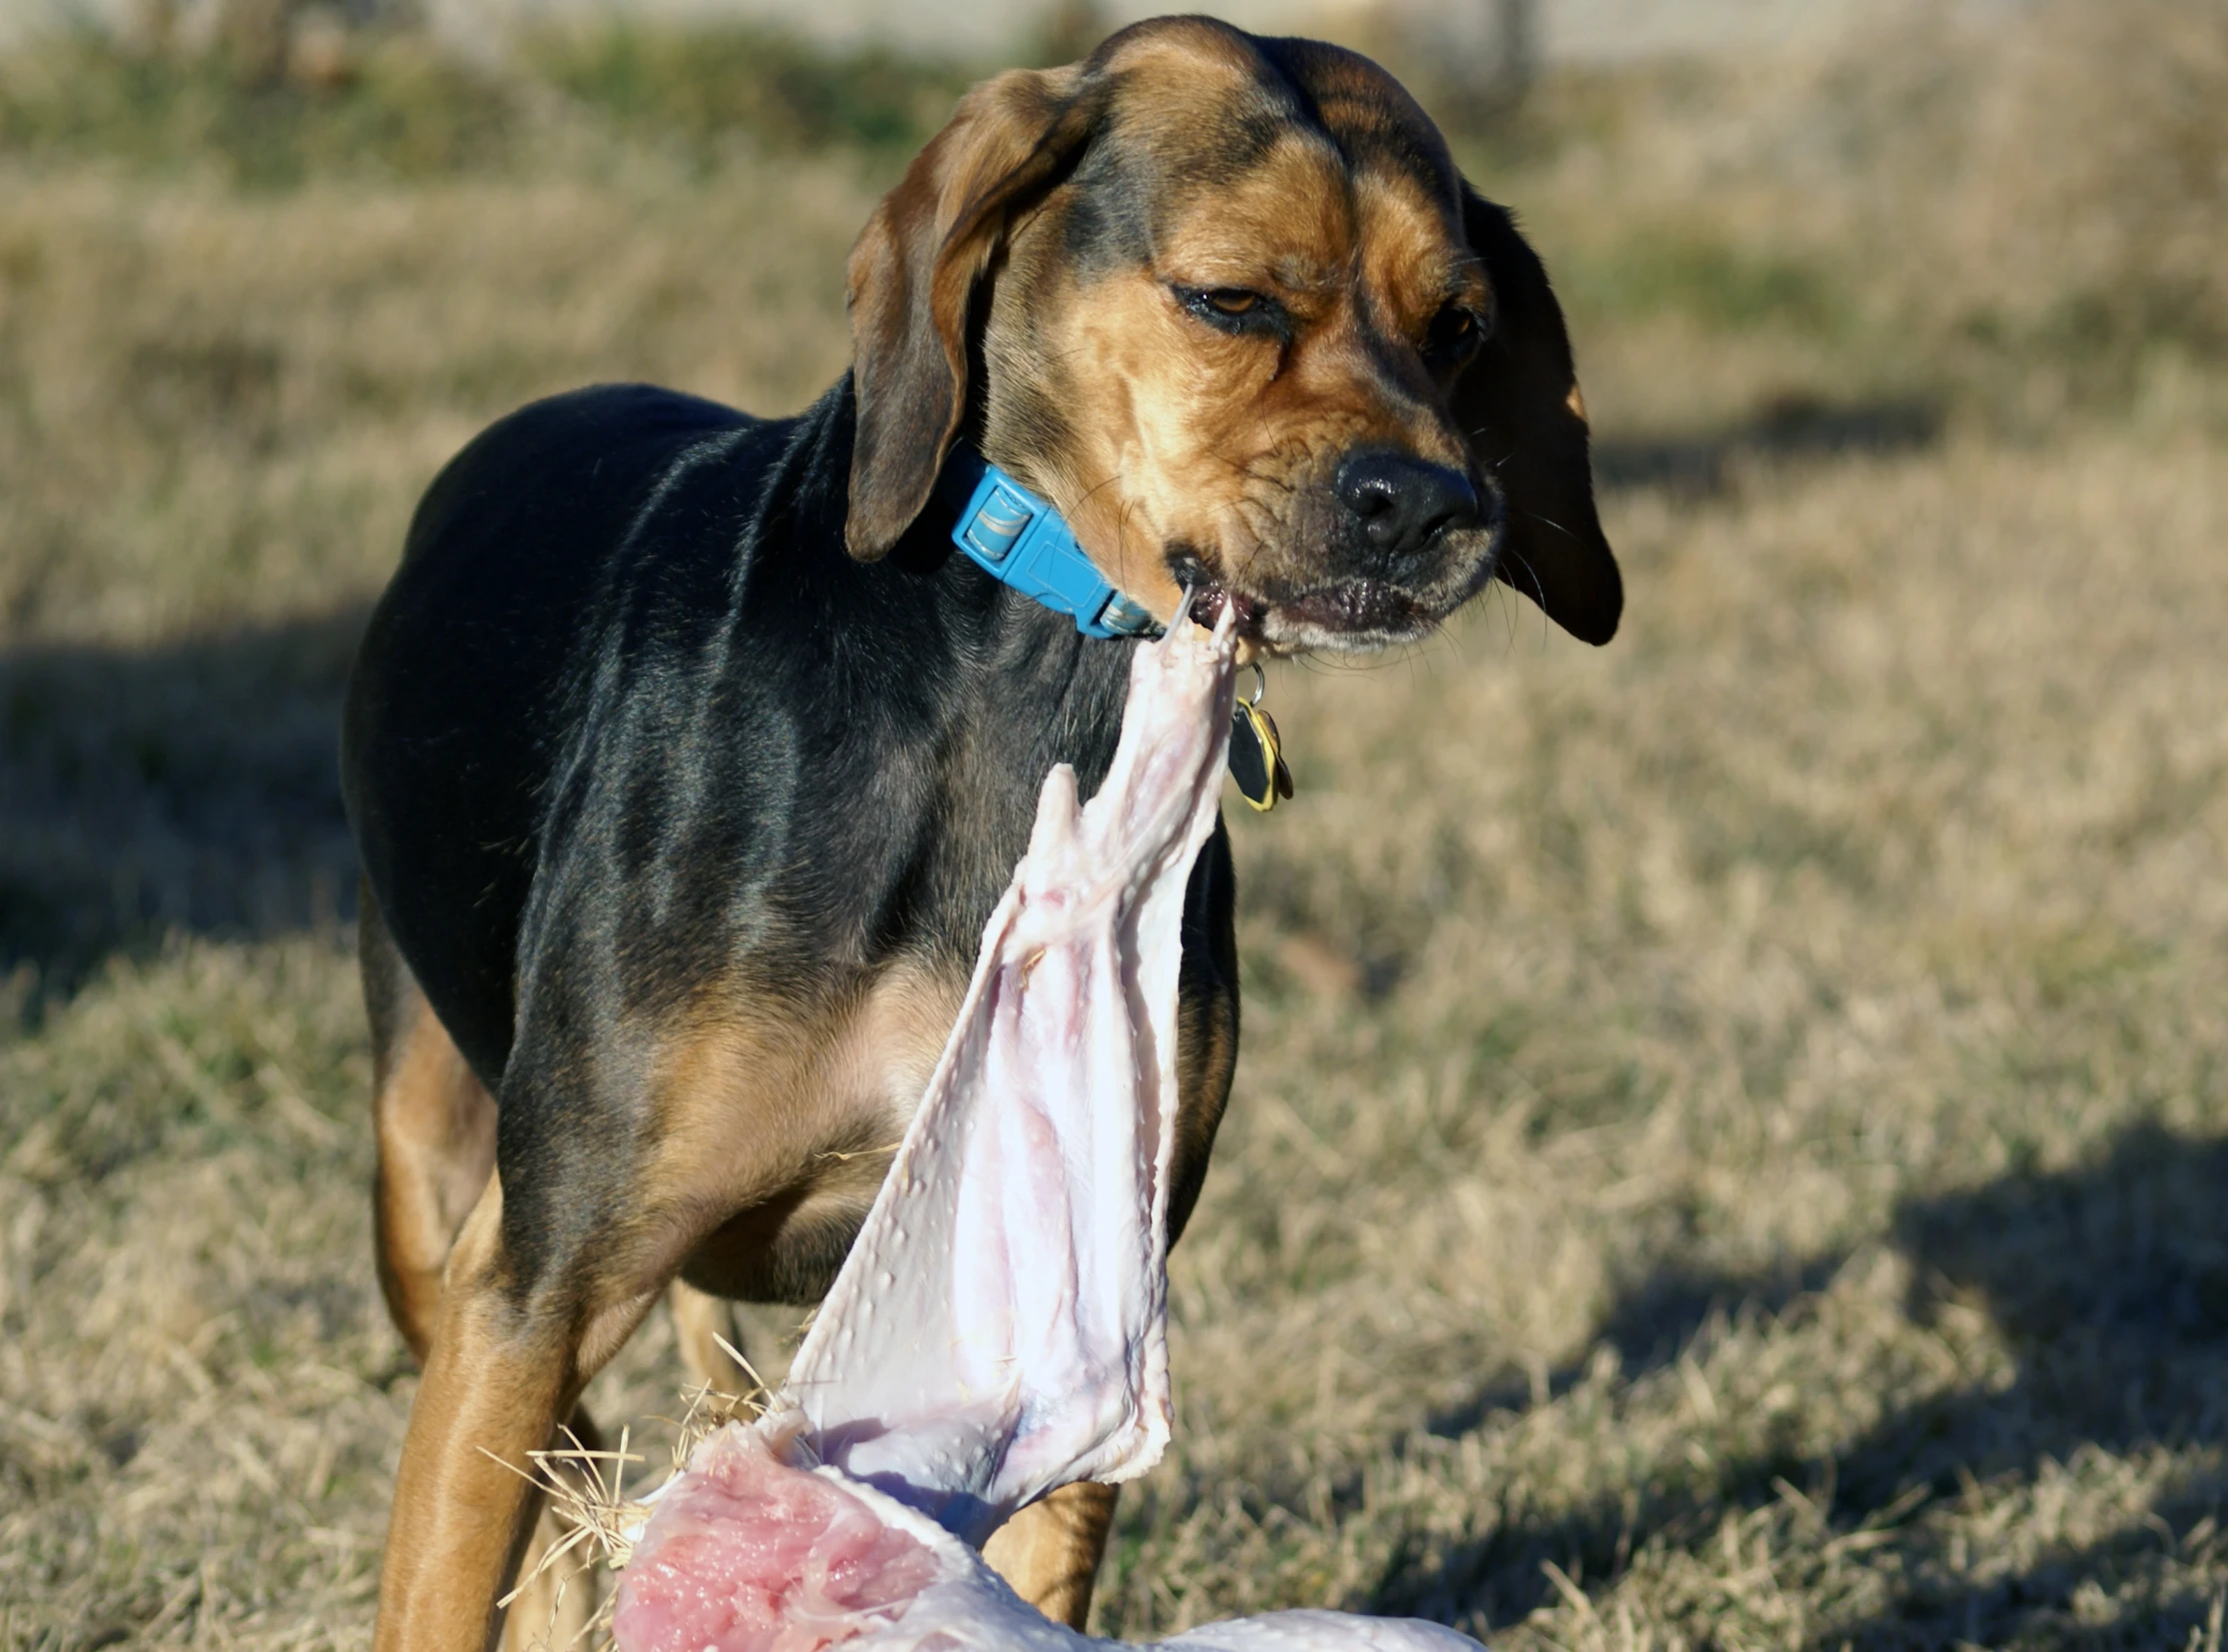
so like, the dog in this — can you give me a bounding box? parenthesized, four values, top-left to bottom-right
(340, 16, 1619, 1650)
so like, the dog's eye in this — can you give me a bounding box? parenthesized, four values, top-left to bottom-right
(1174, 285, 1284, 338)
(1424, 303, 1485, 367)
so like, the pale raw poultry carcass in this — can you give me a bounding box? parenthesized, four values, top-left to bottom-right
(611, 609, 1484, 1652)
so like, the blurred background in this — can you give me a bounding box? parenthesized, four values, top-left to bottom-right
(1, 2, 2224, 1648)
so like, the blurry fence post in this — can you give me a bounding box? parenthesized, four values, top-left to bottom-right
(1491, 0, 1536, 105)
(1034, 0, 1109, 64)
(1430, 0, 1535, 129)
(188, 0, 421, 85)
(217, 0, 297, 82)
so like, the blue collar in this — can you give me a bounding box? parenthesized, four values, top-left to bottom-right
(937, 450, 1161, 640)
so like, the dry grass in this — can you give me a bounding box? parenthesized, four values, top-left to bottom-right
(1471, 0, 2228, 432)
(4, 6, 2228, 1649)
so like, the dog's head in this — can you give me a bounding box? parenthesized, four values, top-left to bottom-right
(845, 16, 1620, 654)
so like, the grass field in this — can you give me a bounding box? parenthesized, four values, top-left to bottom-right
(3, 6, 2226, 1648)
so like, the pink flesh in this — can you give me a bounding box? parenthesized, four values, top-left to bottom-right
(614, 611, 1487, 1652)
(610, 1428, 941, 1652)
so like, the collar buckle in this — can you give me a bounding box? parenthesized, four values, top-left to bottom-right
(941, 452, 1161, 641)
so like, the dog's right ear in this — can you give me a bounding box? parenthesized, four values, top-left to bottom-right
(845, 68, 1096, 561)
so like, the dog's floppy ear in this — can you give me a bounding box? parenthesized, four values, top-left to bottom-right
(1452, 187, 1622, 645)
(845, 68, 1095, 560)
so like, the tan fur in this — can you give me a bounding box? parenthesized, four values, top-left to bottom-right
(844, 65, 1091, 558)
(641, 959, 965, 1295)
(1021, 157, 1490, 627)
(982, 1481, 1122, 1630)
(500, 1505, 601, 1652)
(372, 955, 970, 1650)
(375, 1181, 579, 1652)
(379, 1178, 664, 1652)
(373, 993, 497, 1365)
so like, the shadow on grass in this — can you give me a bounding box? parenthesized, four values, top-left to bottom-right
(1417, 1254, 1850, 1446)
(1376, 1122, 2228, 1644)
(0, 605, 371, 1000)
(0, 381, 1943, 1001)
(1822, 1123, 2228, 1649)
(1593, 392, 1945, 497)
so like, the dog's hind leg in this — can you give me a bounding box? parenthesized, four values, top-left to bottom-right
(361, 881, 498, 1366)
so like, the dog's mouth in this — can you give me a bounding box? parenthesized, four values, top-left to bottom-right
(1168, 552, 1435, 654)
(1182, 581, 1266, 637)
(1269, 580, 1433, 641)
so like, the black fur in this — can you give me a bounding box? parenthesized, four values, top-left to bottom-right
(342, 378, 1237, 1308)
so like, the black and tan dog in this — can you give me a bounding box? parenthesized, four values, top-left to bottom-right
(341, 16, 1619, 1649)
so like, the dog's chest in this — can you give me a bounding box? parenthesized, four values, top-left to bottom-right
(643, 958, 972, 1245)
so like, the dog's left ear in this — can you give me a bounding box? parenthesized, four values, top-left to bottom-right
(1452, 188, 1622, 645)
(845, 68, 1096, 560)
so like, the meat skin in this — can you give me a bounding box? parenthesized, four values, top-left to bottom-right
(777, 606, 1239, 1539)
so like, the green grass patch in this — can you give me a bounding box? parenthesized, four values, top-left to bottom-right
(523, 21, 974, 161)
(0, 31, 513, 186)
(0, 21, 975, 185)
(1561, 230, 1847, 336)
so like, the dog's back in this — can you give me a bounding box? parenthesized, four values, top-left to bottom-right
(344, 385, 770, 1083)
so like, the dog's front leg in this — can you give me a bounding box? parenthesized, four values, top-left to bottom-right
(373, 1176, 651, 1652)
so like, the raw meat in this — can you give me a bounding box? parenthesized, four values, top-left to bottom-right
(617, 1424, 1479, 1652)
(613, 610, 1486, 1652)
(611, 1426, 940, 1652)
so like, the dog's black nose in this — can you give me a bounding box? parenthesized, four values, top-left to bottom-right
(1332, 450, 1482, 564)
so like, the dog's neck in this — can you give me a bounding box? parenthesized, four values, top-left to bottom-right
(932, 450, 1160, 642)
(748, 377, 1148, 964)
(805, 370, 1143, 765)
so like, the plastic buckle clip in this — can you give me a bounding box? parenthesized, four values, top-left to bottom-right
(947, 460, 1160, 641)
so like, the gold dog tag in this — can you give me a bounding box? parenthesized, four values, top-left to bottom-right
(1226, 669, 1294, 812)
